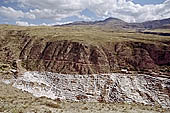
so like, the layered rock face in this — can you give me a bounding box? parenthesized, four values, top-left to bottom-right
(19, 39, 170, 74)
(20, 40, 110, 74)
(0, 27, 170, 74)
(1, 26, 170, 110)
(12, 71, 170, 108)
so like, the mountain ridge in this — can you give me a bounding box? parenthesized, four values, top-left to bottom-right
(57, 17, 170, 30)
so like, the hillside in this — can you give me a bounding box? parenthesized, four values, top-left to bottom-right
(60, 17, 170, 30)
(0, 25, 170, 75)
(1, 81, 169, 113)
(0, 23, 170, 112)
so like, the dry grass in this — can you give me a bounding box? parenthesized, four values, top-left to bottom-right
(44, 102, 62, 109)
(145, 28, 170, 33)
(0, 80, 170, 113)
(0, 24, 170, 74)
(1, 25, 170, 46)
(0, 25, 170, 112)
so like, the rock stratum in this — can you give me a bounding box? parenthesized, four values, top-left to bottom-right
(0, 25, 170, 74)
(0, 23, 170, 112)
(11, 71, 170, 108)
(19, 40, 170, 74)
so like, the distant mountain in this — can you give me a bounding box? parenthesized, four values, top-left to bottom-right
(93, 17, 127, 25)
(56, 17, 170, 30)
(61, 17, 127, 25)
(57, 17, 128, 29)
(158, 24, 170, 29)
(129, 18, 170, 29)
(142, 18, 170, 29)
(93, 17, 128, 29)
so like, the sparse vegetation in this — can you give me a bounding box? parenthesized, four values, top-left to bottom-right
(0, 24, 170, 112)
(1, 25, 170, 46)
(44, 102, 61, 109)
(0, 63, 10, 72)
(0, 81, 170, 113)
(1, 24, 170, 74)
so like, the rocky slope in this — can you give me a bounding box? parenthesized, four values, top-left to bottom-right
(10, 71, 170, 108)
(1, 81, 169, 113)
(0, 25, 170, 75)
(19, 40, 170, 74)
(0, 25, 170, 112)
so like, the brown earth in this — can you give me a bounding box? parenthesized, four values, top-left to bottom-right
(19, 40, 170, 74)
(0, 25, 170, 74)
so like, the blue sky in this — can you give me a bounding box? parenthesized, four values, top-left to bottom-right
(0, 0, 169, 26)
(133, 0, 165, 5)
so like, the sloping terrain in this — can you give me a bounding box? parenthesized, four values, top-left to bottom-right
(10, 71, 170, 108)
(0, 25, 170, 74)
(0, 22, 170, 112)
(0, 81, 170, 113)
(62, 17, 129, 29)
(141, 18, 170, 29)
(61, 17, 170, 30)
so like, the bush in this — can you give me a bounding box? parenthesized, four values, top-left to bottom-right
(45, 102, 61, 109)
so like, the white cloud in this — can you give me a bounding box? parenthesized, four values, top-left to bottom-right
(0, 6, 35, 20)
(16, 21, 72, 26)
(16, 0, 86, 10)
(29, 9, 75, 20)
(88, 0, 170, 22)
(16, 21, 36, 26)
(16, 21, 29, 26)
(24, 12, 36, 19)
(3, 0, 170, 23)
(0, 6, 24, 19)
(53, 21, 73, 25)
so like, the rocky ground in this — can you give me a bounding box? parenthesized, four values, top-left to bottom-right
(9, 71, 170, 108)
(0, 69, 170, 113)
(0, 25, 170, 113)
(0, 25, 170, 75)
(1, 81, 170, 113)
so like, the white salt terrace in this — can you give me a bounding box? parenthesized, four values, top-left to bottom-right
(9, 71, 170, 108)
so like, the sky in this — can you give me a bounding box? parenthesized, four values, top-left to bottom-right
(0, 0, 169, 26)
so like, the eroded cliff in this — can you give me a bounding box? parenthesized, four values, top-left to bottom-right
(19, 40, 170, 74)
(0, 25, 170, 74)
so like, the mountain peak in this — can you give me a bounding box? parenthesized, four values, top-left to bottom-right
(57, 17, 170, 30)
(104, 17, 123, 22)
